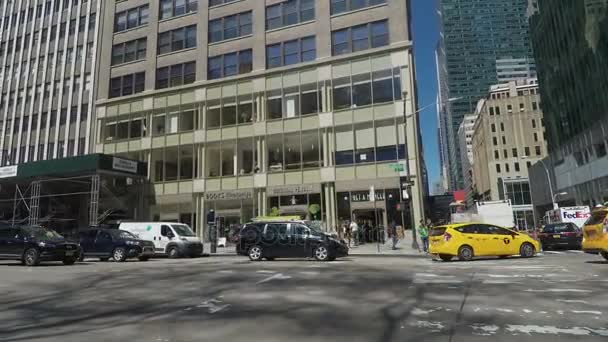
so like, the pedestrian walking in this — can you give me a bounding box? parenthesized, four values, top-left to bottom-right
(418, 220, 429, 253)
(350, 220, 359, 246)
(390, 223, 399, 250)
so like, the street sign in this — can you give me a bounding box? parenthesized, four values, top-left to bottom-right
(206, 210, 215, 225)
(389, 163, 405, 172)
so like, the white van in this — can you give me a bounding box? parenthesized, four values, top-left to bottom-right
(119, 222, 203, 258)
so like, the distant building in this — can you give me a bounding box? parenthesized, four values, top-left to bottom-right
(528, 0, 608, 218)
(458, 112, 479, 206)
(471, 79, 546, 229)
(436, 0, 536, 191)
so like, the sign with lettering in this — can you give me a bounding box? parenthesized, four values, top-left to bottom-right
(0, 165, 18, 179)
(205, 190, 253, 201)
(350, 190, 385, 202)
(112, 157, 138, 174)
(268, 184, 320, 196)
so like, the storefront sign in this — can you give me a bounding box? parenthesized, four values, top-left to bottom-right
(0, 165, 18, 179)
(112, 157, 138, 174)
(351, 190, 385, 202)
(268, 184, 321, 196)
(205, 190, 253, 201)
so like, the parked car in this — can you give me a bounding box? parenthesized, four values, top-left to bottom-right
(0, 225, 81, 266)
(429, 222, 540, 261)
(236, 221, 348, 261)
(119, 222, 203, 258)
(538, 222, 582, 250)
(582, 206, 608, 260)
(79, 228, 155, 262)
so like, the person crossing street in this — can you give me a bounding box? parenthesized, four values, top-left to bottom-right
(417, 220, 429, 253)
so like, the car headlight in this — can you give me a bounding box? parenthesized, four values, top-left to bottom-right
(125, 240, 138, 246)
(38, 242, 54, 248)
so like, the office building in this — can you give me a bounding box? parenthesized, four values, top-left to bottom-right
(457, 112, 478, 206)
(94, 0, 422, 239)
(471, 79, 546, 229)
(436, 0, 535, 191)
(529, 0, 608, 216)
(0, 0, 99, 166)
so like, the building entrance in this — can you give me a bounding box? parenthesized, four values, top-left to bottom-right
(352, 209, 385, 243)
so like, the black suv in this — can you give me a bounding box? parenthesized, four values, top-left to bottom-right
(236, 221, 348, 261)
(79, 228, 155, 262)
(0, 226, 81, 266)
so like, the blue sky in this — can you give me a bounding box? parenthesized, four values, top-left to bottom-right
(411, 0, 441, 188)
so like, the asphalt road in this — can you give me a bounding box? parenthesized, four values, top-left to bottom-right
(0, 251, 607, 342)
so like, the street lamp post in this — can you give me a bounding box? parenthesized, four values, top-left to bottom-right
(405, 96, 463, 250)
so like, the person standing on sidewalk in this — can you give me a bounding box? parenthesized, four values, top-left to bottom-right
(417, 220, 429, 253)
(350, 220, 359, 246)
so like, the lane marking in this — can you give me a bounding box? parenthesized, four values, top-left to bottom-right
(256, 273, 291, 284)
(525, 288, 592, 293)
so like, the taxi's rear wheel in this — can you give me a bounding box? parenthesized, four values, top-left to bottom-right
(520, 243, 535, 258)
(600, 251, 608, 261)
(458, 245, 474, 261)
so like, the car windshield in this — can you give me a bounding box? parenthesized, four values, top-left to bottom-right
(304, 221, 323, 233)
(542, 224, 574, 233)
(110, 230, 138, 239)
(429, 227, 447, 236)
(585, 211, 607, 226)
(171, 224, 195, 236)
(24, 227, 64, 241)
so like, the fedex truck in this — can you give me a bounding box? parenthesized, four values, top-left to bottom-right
(544, 206, 591, 228)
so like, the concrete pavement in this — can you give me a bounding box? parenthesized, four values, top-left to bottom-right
(0, 252, 606, 341)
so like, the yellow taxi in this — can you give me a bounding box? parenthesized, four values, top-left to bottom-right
(581, 205, 608, 260)
(429, 222, 540, 261)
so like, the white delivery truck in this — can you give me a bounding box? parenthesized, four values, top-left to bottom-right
(544, 206, 591, 228)
(119, 222, 203, 258)
(451, 200, 516, 228)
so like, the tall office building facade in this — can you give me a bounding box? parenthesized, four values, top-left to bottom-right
(94, 0, 423, 238)
(436, 0, 535, 191)
(529, 0, 608, 215)
(0, 0, 100, 166)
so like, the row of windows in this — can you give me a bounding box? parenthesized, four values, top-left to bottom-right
(0, 137, 87, 167)
(159, 0, 197, 20)
(156, 62, 196, 90)
(331, 20, 389, 56)
(488, 101, 540, 115)
(266, 0, 315, 30)
(207, 49, 252, 80)
(114, 5, 149, 33)
(209, 0, 238, 7)
(493, 146, 542, 160)
(109, 72, 145, 98)
(157, 25, 197, 55)
(208, 11, 252, 43)
(496, 162, 531, 174)
(0, 106, 89, 137)
(266, 36, 316, 69)
(111, 38, 147, 66)
(332, 68, 402, 110)
(0, 0, 88, 29)
(330, 0, 386, 15)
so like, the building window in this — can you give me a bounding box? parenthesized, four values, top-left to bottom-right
(505, 181, 531, 206)
(526, 161, 532, 169)
(111, 38, 147, 66)
(505, 163, 510, 172)
(209, 0, 238, 7)
(109, 72, 145, 98)
(207, 49, 252, 80)
(533, 132, 538, 142)
(159, 0, 197, 20)
(495, 106, 501, 115)
(489, 107, 494, 115)
(157, 25, 197, 55)
(524, 147, 530, 156)
(331, 20, 388, 56)
(494, 150, 499, 160)
(266, 36, 316, 68)
(512, 148, 518, 158)
(209, 11, 252, 43)
(535, 146, 542, 156)
(156, 62, 196, 89)
(500, 123, 505, 131)
(514, 162, 520, 172)
(596, 142, 607, 158)
(496, 164, 501, 173)
(151, 145, 197, 182)
(114, 5, 149, 33)
(520, 103, 525, 111)
(332, 68, 401, 111)
(502, 136, 506, 144)
(503, 149, 507, 159)
(532, 101, 538, 110)
(507, 104, 513, 113)
(491, 124, 496, 132)
(266, 0, 315, 30)
(330, 0, 386, 15)
(493, 137, 498, 146)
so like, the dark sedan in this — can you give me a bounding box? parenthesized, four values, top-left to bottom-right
(538, 222, 583, 250)
(79, 228, 155, 262)
(0, 226, 81, 266)
(236, 221, 348, 261)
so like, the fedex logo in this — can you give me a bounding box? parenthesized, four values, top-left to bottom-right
(563, 211, 591, 219)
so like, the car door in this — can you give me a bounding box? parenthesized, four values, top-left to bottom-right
(263, 224, 289, 257)
(290, 224, 311, 257)
(80, 230, 98, 255)
(95, 231, 114, 256)
(486, 225, 518, 255)
(466, 224, 494, 256)
(0, 228, 21, 257)
(159, 225, 174, 252)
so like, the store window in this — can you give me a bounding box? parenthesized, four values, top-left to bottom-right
(268, 134, 284, 172)
(332, 68, 401, 111)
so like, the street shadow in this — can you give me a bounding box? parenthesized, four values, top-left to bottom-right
(585, 260, 608, 265)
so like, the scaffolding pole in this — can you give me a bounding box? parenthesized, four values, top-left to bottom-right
(89, 175, 100, 227)
(29, 181, 41, 226)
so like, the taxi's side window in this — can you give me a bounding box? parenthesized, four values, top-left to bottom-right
(458, 224, 487, 234)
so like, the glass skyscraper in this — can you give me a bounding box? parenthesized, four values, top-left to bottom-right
(436, 0, 535, 190)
